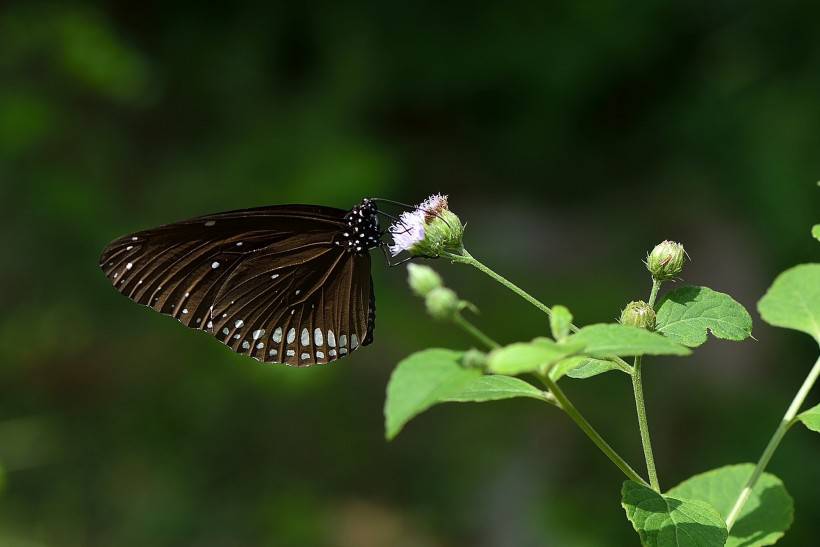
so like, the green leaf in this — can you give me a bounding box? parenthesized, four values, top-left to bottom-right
(656, 286, 753, 347)
(621, 481, 728, 547)
(569, 324, 690, 359)
(812, 224, 820, 242)
(797, 403, 820, 433)
(385, 349, 477, 440)
(550, 304, 573, 342)
(486, 338, 583, 376)
(668, 464, 793, 547)
(550, 356, 624, 380)
(757, 264, 820, 342)
(384, 349, 552, 440)
(442, 375, 551, 403)
(564, 358, 624, 379)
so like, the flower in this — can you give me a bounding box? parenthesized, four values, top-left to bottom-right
(388, 194, 464, 257)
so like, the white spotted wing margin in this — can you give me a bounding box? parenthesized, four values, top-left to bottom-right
(99, 204, 375, 366)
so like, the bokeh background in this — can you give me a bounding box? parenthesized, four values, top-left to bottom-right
(2, 1, 819, 546)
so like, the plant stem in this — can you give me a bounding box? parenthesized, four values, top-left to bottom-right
(647, 278, 661, 308)
(445, 249, 633, 375)
(726, 354, 820, 529)
(541, 373, 650, 488)
(447, 249, 560, 323)
(631, 277, 663, 492)
(452, 312, 499, 350)
(632, 356, 660, 491)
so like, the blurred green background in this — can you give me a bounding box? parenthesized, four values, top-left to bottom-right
(1, 1, 819, 545)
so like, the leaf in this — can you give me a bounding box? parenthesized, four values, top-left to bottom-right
(486, 338, 584, 376)
(564, 357, 624, 379)
(757, 264, 820, 342)
(668, 464, 793, 547)
(797, 403, 820, 433)
(656, 286, 753, 347)
(621, 481, 728, 547)
(385, 349, 478, 440)
(550, 356, 624, 380)
(569, 324, 690, 359)
(812, 224, 820, 242)
(384, 349, 552, 440)
(442, 375, 551, 403)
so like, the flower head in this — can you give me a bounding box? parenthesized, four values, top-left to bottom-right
(646, 240, 686, 281)
(388, 194, 464, 257)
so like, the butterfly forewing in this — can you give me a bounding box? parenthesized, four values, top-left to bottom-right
(100, 202, 379, 366)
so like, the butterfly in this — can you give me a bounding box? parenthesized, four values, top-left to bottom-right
(99, 199, 384, 366)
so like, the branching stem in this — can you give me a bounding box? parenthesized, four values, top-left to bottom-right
(726, 354, 820, 529)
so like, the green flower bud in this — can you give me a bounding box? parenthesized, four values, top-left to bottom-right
(425, 287, 460, 320)
(550, 305, 573, 342)
(406, 263, 443, 297)
(646, 240, 686, 280)
(461, 348, 488, 369)
(620, 300, 656, 330)
(389, 194, 464, 258)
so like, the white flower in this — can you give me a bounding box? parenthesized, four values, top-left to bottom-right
(388, 193, 463, 257)
(389, 209, 425, 256)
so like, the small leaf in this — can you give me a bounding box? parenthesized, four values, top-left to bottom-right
(621, 481, 728, 547)
(564, 358, 624, 379)
(486, 338, 584, 376)
(812, 224, 820, 242)
(656, 286, 753, 347)
(569, 324, 690, 359)
(797, 403, 820, 433)
(668, 464, 793, 547)
(385, 349, 477, 440)
(442, 375, 551, 403)
(758, 264, 820, 342)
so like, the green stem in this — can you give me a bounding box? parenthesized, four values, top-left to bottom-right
(445, 249, 633, 375)
(647, 278, 661, 308)
(631, 277, 663, 492)
(632, 356, 660, 491)
(452, 312, 499, 350)
(541, 373, 650, 487)
(726, 354, 820, 530)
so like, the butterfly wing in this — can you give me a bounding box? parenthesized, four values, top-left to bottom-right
(100, 204, 374, 366)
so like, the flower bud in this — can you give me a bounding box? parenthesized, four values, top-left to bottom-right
(550, 305, 573, 342)
(389, 194, 464, 258)
(646, 240, 686, 280)
(620, 300, 656, 330)
(425, 287, 460, 320)
(406, 263, 443, 297)
(461, 348, 488, 369)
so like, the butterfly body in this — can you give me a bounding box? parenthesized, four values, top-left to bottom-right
(100, 199, 381, 366)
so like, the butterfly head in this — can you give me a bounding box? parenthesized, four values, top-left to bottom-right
(336, 199, 381, 255)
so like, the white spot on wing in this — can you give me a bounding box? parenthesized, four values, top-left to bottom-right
(351, 334, 359, 349)
(205, 221, 215, 227)
(286, 349, 295, 357)
(328, 330, 336, 347)
(222, 328, 230, 335)
(272, 327, 282, 343)
(339, 334, 348, 347)
(328, 349, 337, 357)
(241, 341, 250, 349)
(314, 328, 323, 346)
(301, 328, 309, 346)
(211, 261, 220, 269)
(235, 319, 244, 328)
(256, 342, 264, 349)
(316, 351, 325, 359)
(269, 349, 278, 357)
(286, 328, 296, 344)
(252, 329, 265, 340)
(300, 352, 310, 360)
(126, 262, 133, 270)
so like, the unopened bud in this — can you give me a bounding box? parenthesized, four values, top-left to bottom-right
(406, 263, 443, 297)
(620, 300, 656, 330)
(646, 240, 686, 280)
(462, 349, 488, 369)
(425, 287, 460, 320)
(550, 305, 573, 342)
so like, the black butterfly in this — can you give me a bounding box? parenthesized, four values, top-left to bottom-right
(99, 199, 383, 366)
